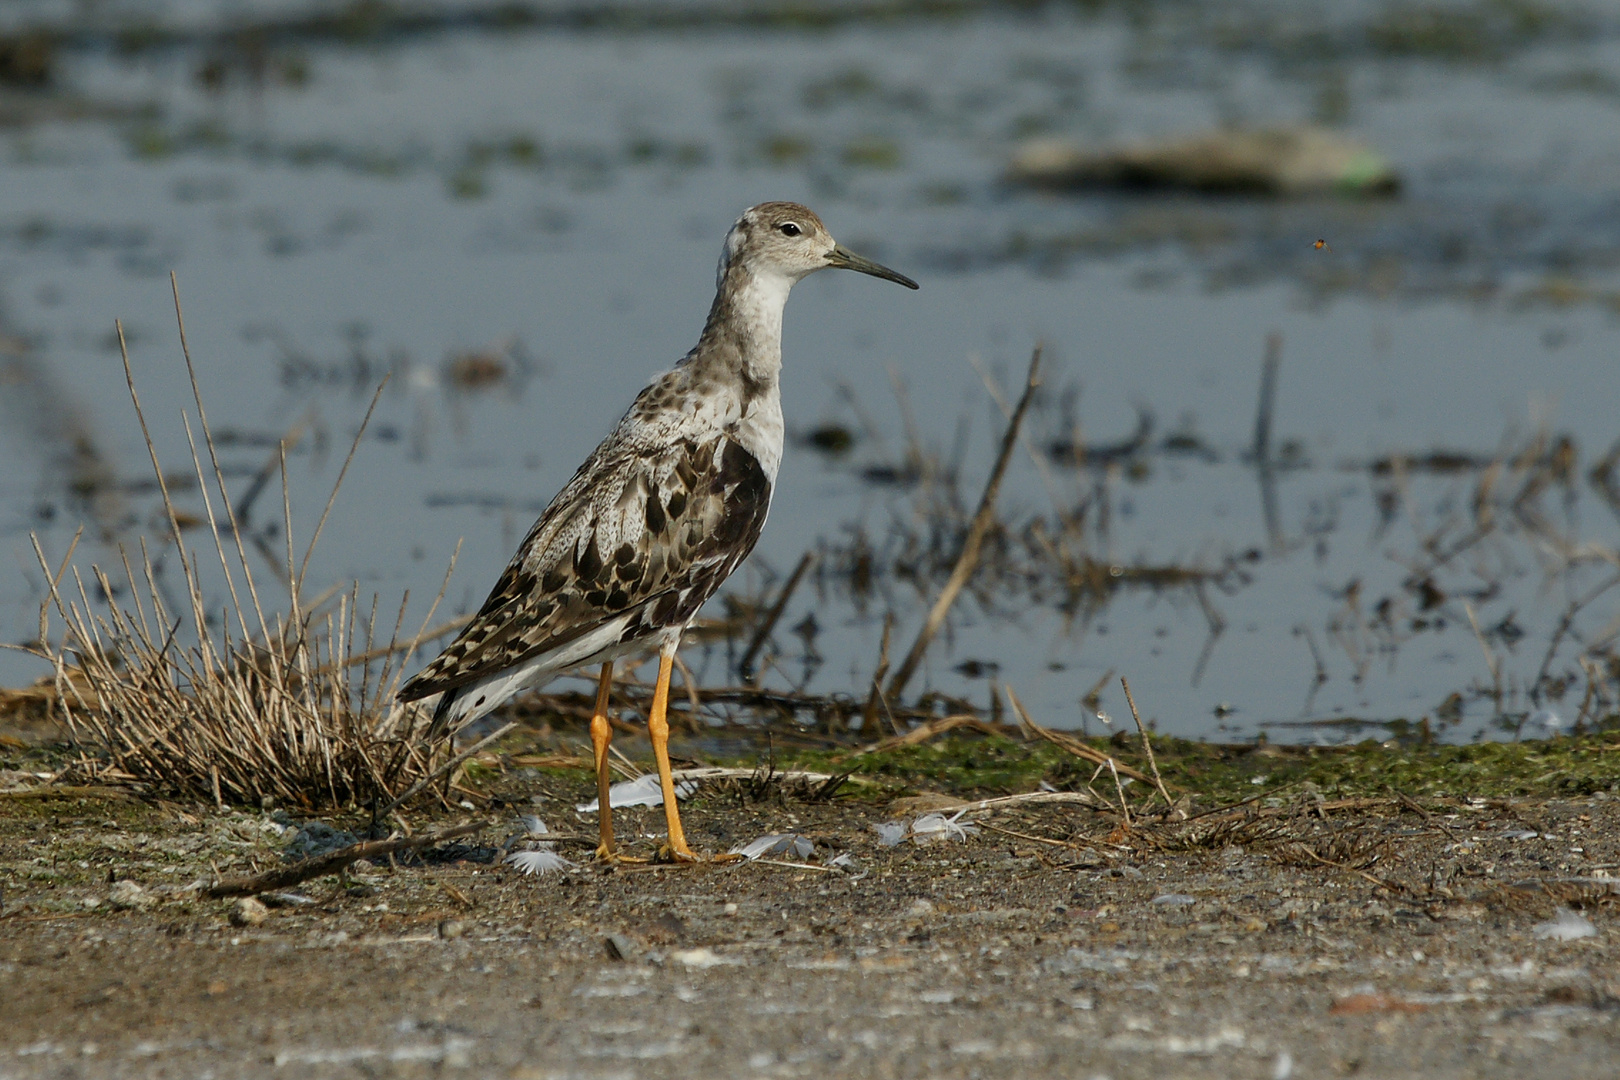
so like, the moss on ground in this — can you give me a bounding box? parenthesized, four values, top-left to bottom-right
(7, 725, 1620, 824)
(765, 731, 1620, 807)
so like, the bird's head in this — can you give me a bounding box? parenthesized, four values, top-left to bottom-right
(718, 201, 919, 292)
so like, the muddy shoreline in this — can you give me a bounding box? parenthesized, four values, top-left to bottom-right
(5, 727, 1620, 1078)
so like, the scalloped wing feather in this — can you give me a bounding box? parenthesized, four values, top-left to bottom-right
(398, 428, 770, 703)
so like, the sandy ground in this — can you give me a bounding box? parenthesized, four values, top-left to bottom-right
(4, 772, 1620, 1080)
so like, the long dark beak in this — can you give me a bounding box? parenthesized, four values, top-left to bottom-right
(826, 244, 919, 289)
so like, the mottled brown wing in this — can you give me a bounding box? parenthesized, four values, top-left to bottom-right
(398, 434, 770, 702)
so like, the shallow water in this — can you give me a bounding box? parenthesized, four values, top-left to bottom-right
(3, 1, 1620, 741)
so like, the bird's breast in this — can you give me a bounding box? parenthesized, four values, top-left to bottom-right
(729, 386, 784, 484)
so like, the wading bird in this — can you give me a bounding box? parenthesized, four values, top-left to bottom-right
(399, 202, 917, 860)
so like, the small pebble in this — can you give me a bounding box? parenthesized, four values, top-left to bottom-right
(439, 918, 466, 940)
(229, 896, 268, 927)
(670, 947, 732, 969)
(107, 880, 153, 911)
(603, 932, 638, 961)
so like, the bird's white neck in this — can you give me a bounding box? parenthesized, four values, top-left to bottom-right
(695, 261, 799, 393)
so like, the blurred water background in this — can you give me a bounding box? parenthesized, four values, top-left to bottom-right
(4, 0, 1620, 742)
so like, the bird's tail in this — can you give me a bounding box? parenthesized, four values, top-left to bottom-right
(423, 687, 461, 743)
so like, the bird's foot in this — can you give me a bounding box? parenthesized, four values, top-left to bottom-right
(594, 844, 646, 865)
(650, 845, 744, 865)
(653, 841, 702, 864)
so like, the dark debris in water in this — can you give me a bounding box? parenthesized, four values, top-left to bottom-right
(0, 33, 52, 88)
(1007, 128, 1401, 199)
(800, 422, 858, 456)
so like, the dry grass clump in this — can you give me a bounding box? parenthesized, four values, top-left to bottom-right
(29, 288, 447, 810)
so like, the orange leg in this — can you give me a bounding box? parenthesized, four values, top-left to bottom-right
(648, 649, 697, 861)
(589, 662, 618, 860)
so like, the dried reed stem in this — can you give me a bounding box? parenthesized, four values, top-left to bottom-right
(1120, 676, 1181, 818)
(737, 550, 816, 683)
(1004, 684, 1148, 782)
(862, 612, 894, 734)
(1106, 757, 1133, 829)
(33, 289, 455, 810)
(887, 346, 1041, 700)
(205, 820, 485, 898)
(373, 722, 516, 821)
(1464, 601, 1503, 701)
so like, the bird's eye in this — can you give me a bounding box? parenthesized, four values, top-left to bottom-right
(778, 222, 802, 237)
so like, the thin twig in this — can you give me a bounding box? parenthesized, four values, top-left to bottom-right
(1252, 332, 1283, 549)
(969, 353, 1072, 540)
(670, 652, 704, 731)
(668, 766, 858, 785)
(750, 859, 838, 873)
(1284, 842, 1410, 895)
(887, 346, 1041, 700)
(1464, 601, 1503, 702)
(843, 714, 1004, 757)
(116, 320, 194, 590)
(977, 821, 1091, 851)
(1004, 685, 1148, 782)
(1106, 758, 1133, 830)
(1251, 331, 1281, 465)
(0, 785, 136, 802)
(1121, 677, 1180, 817)
(205, 821, 485, 898)
(372, 722, 516, 820)
(737, 550, 816, 683)
(957, 789, 1110, 814)
(172, 275, 274, 647)
(34, 526, 83, 649)
(861, 612, 893, 734)
(1533, 570, 1620, 696)
(233, 411, 312, 526)
(297, 377, 389, 596)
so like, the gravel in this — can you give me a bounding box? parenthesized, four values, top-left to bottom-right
(5, 793, 1620, 1076)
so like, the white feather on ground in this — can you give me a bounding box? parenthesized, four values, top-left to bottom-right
(873, 810, 979, 846)
(911, 810, 978, 844)
(504, 816, 575, 876)
(576, 773, 698, 813)
(731, 833, 815, 860)
(873, 821, 908, 847)
(506, 849, 576, 876)
(1532, 908, 1597, 940)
